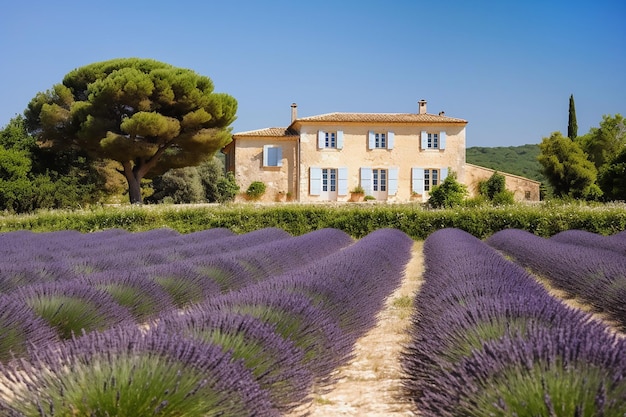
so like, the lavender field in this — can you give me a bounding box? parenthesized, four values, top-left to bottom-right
(0, 227, 413, 416)
(0, 225, 625, 416)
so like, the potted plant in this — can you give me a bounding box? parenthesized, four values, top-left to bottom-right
(350, 185, 365, 202)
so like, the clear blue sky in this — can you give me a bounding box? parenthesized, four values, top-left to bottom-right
(1, 0, 624, 147)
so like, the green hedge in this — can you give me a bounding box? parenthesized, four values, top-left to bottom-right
(1, 202, 625, 239)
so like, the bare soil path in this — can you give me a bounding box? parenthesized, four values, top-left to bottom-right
(289, 242, 424, 416)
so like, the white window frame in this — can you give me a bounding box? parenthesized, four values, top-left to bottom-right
(318, 130, 344, 149)
(263, 145, 282, 167)
(420, 131, 447, 150)
(322, 168, 337, 192)
(368, 131, 395, 150)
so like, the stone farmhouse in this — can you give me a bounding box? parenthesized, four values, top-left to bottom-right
(223, 100, 540, 203)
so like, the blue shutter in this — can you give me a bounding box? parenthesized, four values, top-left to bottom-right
(368, 131, 375, 149)
(310, 167, 322, 195)
(338, 167, 348, 195)
(263, 144, 269, 166)
(440, 167, 448, 181)
(412, 167, 424, 194)
(387, 131, 394, 149)
(360, 167, 373, 195)
(440, 131, 446, 149)
(420, 131, 427, 150)
(388, 167, 399, 195)
(337, 130, 344, 149)
(318, 130, 325, 148)
(274, 146, 283, 167)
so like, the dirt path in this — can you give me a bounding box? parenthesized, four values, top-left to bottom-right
(289, 242, 424, 416)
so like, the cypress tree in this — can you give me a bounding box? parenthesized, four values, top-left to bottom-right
(568, 94, 578, 140)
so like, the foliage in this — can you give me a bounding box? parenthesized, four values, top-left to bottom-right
(351, 185, 365, 194)
(478, 171, 515, 205)
(598, 146, 626, 201)
(568, 94, 577, 140)
(427, 172, 467, 208)
(216, 171, 240, 203)
(465, 144, 545, 183)
(577, 114, 625, 170)
(246, 181, 266, 200)
(24, 58, 237, 204)
(538, 132, 601, 200)
(0, 117, 100, 213)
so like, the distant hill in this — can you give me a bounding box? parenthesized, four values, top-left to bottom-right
(466, 144, 545, 183)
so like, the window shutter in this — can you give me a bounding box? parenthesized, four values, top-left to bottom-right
(440, 131, 446, 149)
(388, 167, 399, 195)
(263, 144, 269, 166)
(420, 131, 427, 150)
(310, 167, 322, 195)
(338, 167, 348, 195)
(412, 167, 424, 194)
(337, 130, 344, 149)
(317, 131, 325, 148)
(368, 131, 375, 149)
(387, 131, 395, 149)
(275, 146, 283, 167)
(440, 167, 448, 181)
(360, 167, 373, 195)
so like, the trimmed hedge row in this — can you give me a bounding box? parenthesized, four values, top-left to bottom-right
(1, 202, 625, 238)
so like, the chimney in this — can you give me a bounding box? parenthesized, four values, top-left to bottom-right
(438, 111, 445, 116)
(418, 99, 427, 114)
(291, 103, 298, 123)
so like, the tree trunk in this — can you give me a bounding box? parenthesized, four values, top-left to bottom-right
(122, 161, 144, 204)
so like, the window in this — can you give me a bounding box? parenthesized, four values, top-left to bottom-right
(325, 132, 336, 148)
(424, 169, 439, 191)
(322, 168, 337, 192)
(412, 167, 448, 194)
(263, 145, 282, 167)
(373, 169, 387, 192)
(310, 167, 348, 196)
(368, 131, 395, 149)
(420, 131, 447, 150)
(375, 133, 386, 148)
(525, 191, 531, 200)
(318, 130, 344, 149)
(428, 133, 438, 149)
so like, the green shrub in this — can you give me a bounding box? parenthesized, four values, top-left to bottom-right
(246, 181, 266, 200)
(216, 172, 240, 203)
(428, 172, 467, 208)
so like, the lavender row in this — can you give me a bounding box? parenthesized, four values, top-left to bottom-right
(0, 228, 414, 415)
(550, 229, 626, 256)
(0, 227, 290, 292)
(0, 228, 291, 282)
(401, 228, 626, 417)
(0, 228, 354, 361)
(487, 228, 626, 330)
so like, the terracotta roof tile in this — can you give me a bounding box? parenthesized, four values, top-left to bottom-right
(233, 127, 299, 137)
(294, 112, 467, 124)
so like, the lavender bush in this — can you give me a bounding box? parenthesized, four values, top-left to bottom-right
(0, 325, 278, 416)
(403, 228, 626, 416)
(13, 281, 132, 339)
(487, 228, 626, 330)
(155, 309, 312, 412)
(550, 229, 626, 256)
(0, 295, 59, 362)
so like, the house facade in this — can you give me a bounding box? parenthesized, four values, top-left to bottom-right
(223, 100, 540, 203)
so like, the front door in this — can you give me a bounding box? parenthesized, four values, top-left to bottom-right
(321, 168, 338, 201)
(372, 169, 388, 201)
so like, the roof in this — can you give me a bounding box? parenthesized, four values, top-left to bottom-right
(292, 112, 467, 124)
(232, 112, 467, 137)
(233, 127, 300, 137)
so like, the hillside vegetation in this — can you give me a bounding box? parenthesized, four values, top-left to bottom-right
(466, 144, 545, 183)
